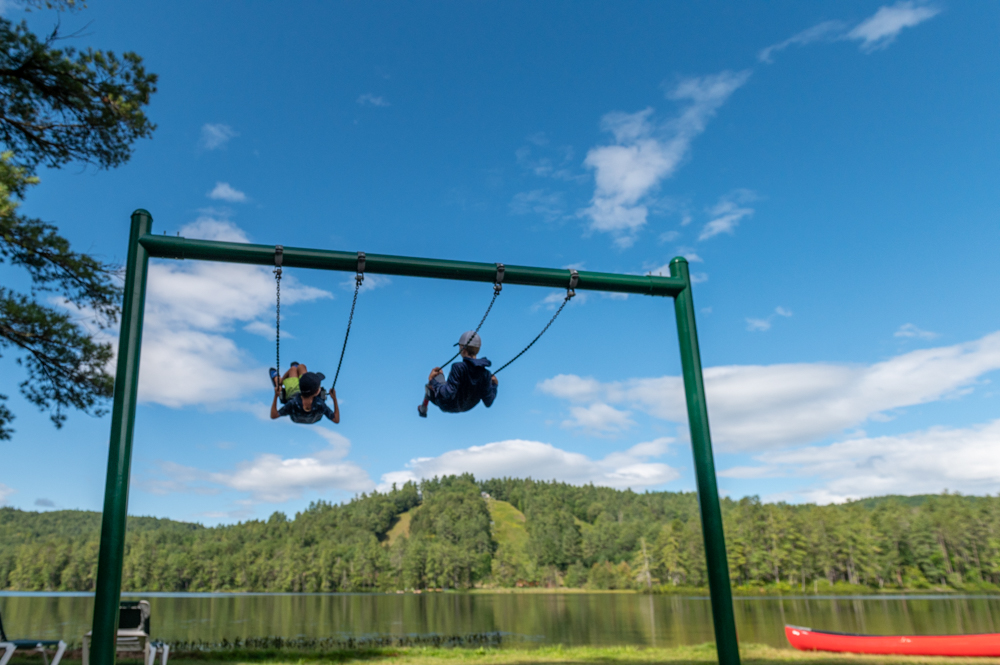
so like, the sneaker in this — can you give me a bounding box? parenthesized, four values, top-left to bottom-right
(417, 403, 428, 418)
(290, 361, 300, 367)
(269, 368, 279, 383)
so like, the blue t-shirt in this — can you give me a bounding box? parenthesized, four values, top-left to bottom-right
(276, 392, 337, 424)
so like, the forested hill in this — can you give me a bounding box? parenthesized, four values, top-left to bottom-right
(2, 476, 997, 593)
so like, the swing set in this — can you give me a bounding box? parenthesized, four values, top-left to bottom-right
(88, 210, 742, 665)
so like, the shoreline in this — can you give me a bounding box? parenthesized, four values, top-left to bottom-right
(11, 644, 996, 665)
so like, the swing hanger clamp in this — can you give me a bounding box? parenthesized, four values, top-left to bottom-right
(567, 269, 579, 299)
(493, 263, 505, 294)
(356, 251, 366, 285)
(274, 245, 284, 278)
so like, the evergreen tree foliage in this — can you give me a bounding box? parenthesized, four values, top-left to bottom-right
(0, 4, 157, 439)
(2, 478, 999, 593)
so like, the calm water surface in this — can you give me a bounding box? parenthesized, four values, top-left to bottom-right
(2, 593, 999, 648)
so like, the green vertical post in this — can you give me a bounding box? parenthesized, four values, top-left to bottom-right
(671, 256, 740, 665)
(90, 210, 153, 665)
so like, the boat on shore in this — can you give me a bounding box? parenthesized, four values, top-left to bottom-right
(785, 625, 1000, 657)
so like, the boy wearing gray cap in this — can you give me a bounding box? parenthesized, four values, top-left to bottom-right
(270, 370, 340, 425)
(418, 331, 499, 417)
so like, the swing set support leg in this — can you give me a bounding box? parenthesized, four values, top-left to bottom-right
(90, 210, 153, 665)
(671, 256, 741, 665)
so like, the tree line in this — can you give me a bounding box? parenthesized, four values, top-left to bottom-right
(2, 476, 999, 593)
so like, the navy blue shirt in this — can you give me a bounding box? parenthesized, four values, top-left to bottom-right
(276, 391, 337, 424)
(427, 356, 498, 413)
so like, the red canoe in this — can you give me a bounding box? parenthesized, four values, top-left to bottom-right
(785, 624, 1000, 657)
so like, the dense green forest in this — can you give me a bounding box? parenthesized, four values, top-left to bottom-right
(2, 475, 998, 593)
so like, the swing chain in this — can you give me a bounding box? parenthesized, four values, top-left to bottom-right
(274, 245, 283, 372)
(436, 263, 505, 368)
(332, 252, 365, 390)
(493, 269, 578, 375)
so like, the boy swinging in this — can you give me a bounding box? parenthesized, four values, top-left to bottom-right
(418, 331, 498, 417)
(269, 363, 340, 424)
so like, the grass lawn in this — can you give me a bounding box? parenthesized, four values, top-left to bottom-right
(13, 644, 995, 665)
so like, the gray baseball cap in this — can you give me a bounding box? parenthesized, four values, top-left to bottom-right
(455, 331, 482, 348)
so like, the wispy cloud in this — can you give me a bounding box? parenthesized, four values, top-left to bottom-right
(200, 123, 238, 150)
(378, 438, 678, 492)
(510, 189, 565, 221)
(746, 318, 771, 332)
(516, 139, 579, 182)
(847, 1, 941, 52)
(580, 71, 751, 248)
(357, 93, 390, 107)
(759, 20, 846, 63)
(208, 182, 247, 203)
(0, 483, 13, 505)
(895, 323, 939, 340)
(341, 273, 391, 293)
(759, 2, 940, 63)
(537, 331, 1000, 451)
(699, 189, 756, 241)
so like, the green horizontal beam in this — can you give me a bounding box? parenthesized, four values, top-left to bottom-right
(138, 234, 685, 297)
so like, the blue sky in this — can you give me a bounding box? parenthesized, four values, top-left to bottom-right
(2, 1, 999, 523)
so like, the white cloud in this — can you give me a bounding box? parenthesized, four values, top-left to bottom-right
(537, 331, 1000, 451)
(759, 3, 938, 64)
(846, 1, 941, 52)
(580, 71, 751, 248)
(895, 323, 938, 340)
(745, 307, 791, 332)
(757, 420, 1000, 503)
(146, 429, 373, 503)
(378, 438, 678, 492)
(137, 215, 331, 408)
(563, 402, 635, 435)
(200, 123, 238, 150)
(357, 93, 390, 107)
(699, 189, 756, 241)
(718, 465, 781, 479)
(538, 374, 604, 402)
(690, 272, 708, 284)
(208, 182, 247, 203)
(0, 483, 13, 504)
(759, 20, 846, 63)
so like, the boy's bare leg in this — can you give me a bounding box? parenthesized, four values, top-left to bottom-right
(280, 363, 308, 383)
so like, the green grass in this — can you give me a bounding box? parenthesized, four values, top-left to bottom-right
(384, 506, 420, 547)
(487, 499, 529, 551)
(15, 644, 997, 665)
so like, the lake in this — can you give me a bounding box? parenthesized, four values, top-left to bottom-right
(2, 593, 1000, 648)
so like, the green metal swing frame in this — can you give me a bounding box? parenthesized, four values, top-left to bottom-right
(90, 209, 741, 665)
